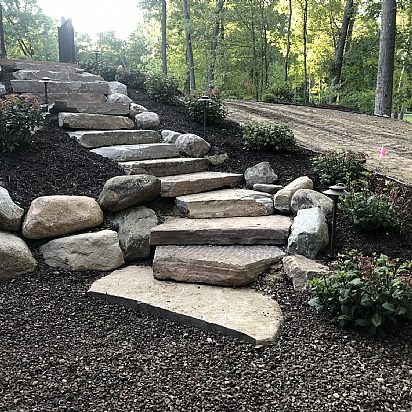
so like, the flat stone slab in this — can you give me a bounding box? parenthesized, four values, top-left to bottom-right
(150, 215, 293, 245)
(11, 80, 109, 95)
(59, 113, 134, 130)
(160, 172, 244, 197)
(91, 143, 179, 161)
(120, 157, 210, 177)
(88, 266, 283, 346)
(25, 92, 107, 105)
(13, 70, 104, 82)
(4, 59, 79, 72)
(153, 245, 286, 286)
(175, 188, 274, 218)
(52, 100, 129, 115)
(68, 130, 161, 149)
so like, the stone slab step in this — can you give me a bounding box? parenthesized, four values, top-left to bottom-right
(159, 172, 244, 198)
(91, 143, 179, 161)
(68, 130, 161, 149)
(88, 266, 283, 346)
(52, 100, 129, 115)
(175, 188, 274, 218)
(120, 157, 210, 177)
(150, 215, 293, 245)
(153, 245, 286, 286)
(59, 113, 134, 130)
(1, 59, 79, 72)
(22, 92, 107, 104)
(13, 70, 104, 82)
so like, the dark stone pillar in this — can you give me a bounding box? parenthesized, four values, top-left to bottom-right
(58, 18, 75, 63)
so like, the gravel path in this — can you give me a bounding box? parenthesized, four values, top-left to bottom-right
(227, 101, 412, 185)
(1, 258, 411, 412)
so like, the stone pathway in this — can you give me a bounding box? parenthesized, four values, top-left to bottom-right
(227, 100, 412, 185)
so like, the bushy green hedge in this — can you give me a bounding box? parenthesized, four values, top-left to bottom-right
(185, 93, 227, 125)
(116, 68, 147, 90)
(145, 73, 181, 103)
(243, 123, 296, 151)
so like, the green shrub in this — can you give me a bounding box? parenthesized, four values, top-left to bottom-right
(243, 123, 296, 151)
(312, 149, 367, 185)
(266, 83, 294, 103)
(145, 73, 181, 103)
(116, 68, 147, 90)
(0, 94, 44, 152)
(262, 93, 275, 102)
(309, 251, 412, 335)
(78, 60, 117, 81)
(185, 92, 227, 125)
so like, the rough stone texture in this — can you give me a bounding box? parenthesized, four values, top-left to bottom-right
(98, 175, 161, 213)
(107, 93, 133, 104)
(112, 207, 158, 261)
(287, 207, 329, 259)
(40, 230, 124, 271)
(68, 130, 161, 149)
(51, 100, 129, 115)
(0, 187, 24, 232)
(58, 113, 134, 130)
(11, 80, 109, 94)
(253, 184, 283, 194)
(283, 255, 329, 291)
(175, 133, 211, 158)
(274, 176, 314, 213)
(244, 162, 278, 189)
(8, 60, 80, 72)
(91, 143, 179, 162)
(0, 83, 6, 95)
(135, 112, 161, 130)
(120, 157, 209, 177)
(160, 172, 244, 198)
(161, 129, 182, 143)
(0, 231, 37, 280)
(175, 188, 274, 218)
(89, 265, 283, 346)
(150, 215, 293, 246)
(153, 245, 286, 286)
(27, 92, 107, 105)
(22, 196, 103, 240)
(129, 103, 148, 117)
(291, 189, 334, 216)
(108, 81, 127, 95)
(205, 153, 228, 166)
(12, 70, 103, 82)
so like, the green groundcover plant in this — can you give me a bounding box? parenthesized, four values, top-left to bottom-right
(309, 251, 412, 335)
(243, 123, 296, 151)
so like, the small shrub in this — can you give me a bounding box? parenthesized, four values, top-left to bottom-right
(243, 123, 296, 151)
(185, 92, 227, 125)
(0, 94, 44, 152)
(78, 60, 117, 81)
(145, 73, 181, 103)
(116, 68, 147, 90)
(266, 84, 294, 103)
(312, 149, 367, 185)
(262, 93, 275, 102)
(309, 251, 412, 335)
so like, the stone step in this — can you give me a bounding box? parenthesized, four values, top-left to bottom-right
(88, 266, 283, 346)
(23, 92, 107, 105)
(153, 245, 286, 286)
(159, 172, 244, 198)
(68, 130, 161, 149)
(120, 157, 210, 177)
(51, 100, 129, 116)
(1, 59, 79, 72)
(150, 215, 293, 245)
(175, 188, 274, 218)
(13, 70, 104, 82)
(91, 143, 179, 162)
(59, 113, 134, 130)
(11, 79, 109, 95)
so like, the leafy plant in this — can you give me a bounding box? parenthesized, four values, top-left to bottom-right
(116, 68, 147, 91)
(243, 123, 296, 151)
(145, 73, 181, 103)
(185, 92, 227, 125)
(312, 149, 367, 185)
(263, 83, 294, 103)
(309, 251, 412, 335)
(78, 60, 118, 81)
(0, 94, 44, 152)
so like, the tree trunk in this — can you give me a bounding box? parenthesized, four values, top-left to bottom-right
(161, 0, 167, 75)
(207, 0, 224, 91)
(374, 0, 397, 116)
(302, 0, 309, 103)
(182, 0, 196, 92)
(284, 0, 292, 82)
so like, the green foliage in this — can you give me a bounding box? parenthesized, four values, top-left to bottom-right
(0, 94, 44, 152)
(312, 150, 367, 185)
(116, 68, 147, 91)
(309, 251, 412, 335)
(78, 60, 118, 81)
(145, 73, 181, 103)
(243, 123, 296, 151)
(262, 84, 294, 103)
(185, 93, 227, 125)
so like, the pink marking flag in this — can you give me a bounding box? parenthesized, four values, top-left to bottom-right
(379, 146, 388, 159)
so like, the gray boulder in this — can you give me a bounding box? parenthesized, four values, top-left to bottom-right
(205, 153, 228, 166)
(161, 129, 182, 143)
(253, 183, 283, 194)
(112, 206, 158, 261)
(130, 103, 148, 117)
(108, 81, 127, 95)
(175, 133, 211, 157)
(135, 112, 161, 130)
(244, 162, 278, 189)
(0, 231, 37, 280)
(98, 175, 161, 213)
(287, 207, 329, 259)
(274, 176, 313, 213)
(291, 189, 334, 216)
(0, 187, 24, 232)
(107, 93, 133, 104)
(0, 83, 6, 95)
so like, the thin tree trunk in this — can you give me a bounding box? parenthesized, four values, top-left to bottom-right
(182, 0, 196, 92)
(302, 0, 309, 103)
(374, 0, 397, 116)
(284, 0, 292, 82)
(161, 0, 167, 75)
(207, 0, 224, 91)
(344, 9, 355, 53)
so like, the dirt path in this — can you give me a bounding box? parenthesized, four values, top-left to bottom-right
(226, 101, 412, 185)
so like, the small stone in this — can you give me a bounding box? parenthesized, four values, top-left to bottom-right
(205, 153, 228, 166)
(0, 83, 6, 95)
(253, 184, 283, 194)
(129, 103, 148, 117)
(107, 93, 133, 104)
(135, 112, 160, 130)
(333, 393, 340, 399)
(175, 133, 211, 158)
(244, 162, 278, 188)
(161, 129, 182, 143)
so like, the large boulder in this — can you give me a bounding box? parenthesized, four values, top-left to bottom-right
(287, 207, 329, 259)
(98, 175, 161, 213)
(22, 196, 103, 240)
(40, 230, 124, 271)
(274, 176, 313, 213)
(161, 129, 182, 143)
(0, 187, 24, 232)
(112, 206, 158, 261)
(0, 231, 37, 280)
(129, 103, 148, 117)
(175, 133, 211, 157)
(291, 189, 334, 216)
(108, 81, 127, 95)
(135, 112, 161, 130)
(107, 93, 133, 104)
(244, 162, 278, 189)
